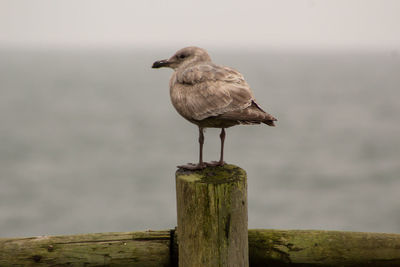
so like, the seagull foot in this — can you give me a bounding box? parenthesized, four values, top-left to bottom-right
(205, 161, 226, 167)
(177, 162, 207, 170)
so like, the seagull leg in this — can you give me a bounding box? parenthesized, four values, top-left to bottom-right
(198, 127, 205, 166)
(219, 128, 226, 164)
(206, 128, 226, 167)
(177, 127, 207, 170)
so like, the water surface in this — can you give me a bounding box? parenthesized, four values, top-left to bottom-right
(0, 48, 399, 237)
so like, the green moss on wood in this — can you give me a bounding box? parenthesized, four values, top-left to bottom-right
(176, 164, 249, 266)
(0, 231, 171, 267)
(249, 229, 400, 266)
(176, 164, 246, 184)
(2, 229, 400, 266)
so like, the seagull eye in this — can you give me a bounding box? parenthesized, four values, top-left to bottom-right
(179, 54, 186, 59)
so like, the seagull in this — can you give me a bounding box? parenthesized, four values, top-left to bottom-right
(152, 46, 277, 170)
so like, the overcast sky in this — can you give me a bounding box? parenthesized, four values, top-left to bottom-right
(1, 0, 399, 50)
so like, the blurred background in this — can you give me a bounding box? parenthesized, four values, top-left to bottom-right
(1, 0, 399, 238)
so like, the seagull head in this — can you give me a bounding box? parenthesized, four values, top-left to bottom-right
(152, 46, 211, 70)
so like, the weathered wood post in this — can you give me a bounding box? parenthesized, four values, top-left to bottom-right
(175, 164, 248, 267)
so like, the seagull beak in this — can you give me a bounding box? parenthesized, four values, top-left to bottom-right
(152, 59, 170, 68)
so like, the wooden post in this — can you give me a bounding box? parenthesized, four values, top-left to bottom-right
(175, 164, 248, 267)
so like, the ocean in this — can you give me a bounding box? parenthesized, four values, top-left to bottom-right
(0, 48, 399, 237)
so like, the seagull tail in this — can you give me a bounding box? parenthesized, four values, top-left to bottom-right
(252, 101, 277, 127)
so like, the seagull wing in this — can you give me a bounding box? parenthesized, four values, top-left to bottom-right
(171, 64, 254, 121)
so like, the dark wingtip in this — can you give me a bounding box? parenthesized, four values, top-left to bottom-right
(264, 120, 276, 127)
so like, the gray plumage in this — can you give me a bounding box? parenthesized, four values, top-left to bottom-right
(167, 47, 276, 127)
(152, 46, 277, 169)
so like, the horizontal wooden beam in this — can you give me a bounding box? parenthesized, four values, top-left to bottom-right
(0, 230, 172, 266)
(1, 229, 400, 266)
(248, 229, 400, 266)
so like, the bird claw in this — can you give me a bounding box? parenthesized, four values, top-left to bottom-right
(205, 161, 226, 167)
